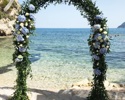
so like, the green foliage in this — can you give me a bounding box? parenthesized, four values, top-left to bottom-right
(87, 82, 109, 100)
(11, 0, 110, 100)
(0, 0, 9, 8)
(0, 11, 14, 20)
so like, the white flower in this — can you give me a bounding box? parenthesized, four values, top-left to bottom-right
(25, 13, 30, 16)
(18, 15, 26, 22)
(15, 58, 23, 62)
(20, 23, 24, 27)
(93, 24, 101, 31)
(25, 22, 28, 27)
(26, 35, 29, 38)
(28, 19, 31, 22)
(29, 25, 34, 28)
(93, 55, 100, 60)
(100, 48, 107, 54)
(104, 24, 107, 27)
(29, 4, 35, 11)
(21, 27, 29, 35)
(103, 31, 108, 35)
(16, 35, 24, 42)
(95, 15, 104, 20)
(106, 46, 110, 49)
(99, 28, 103, 32)
(19, 44, 23, 47)
(94, 69, 101, 75)
(15, 55, 23, 62)
(102, 45, 105, 47)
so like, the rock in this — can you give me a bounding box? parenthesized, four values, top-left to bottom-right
(0, 19, 15, 36)
(118, 22, 125, 28)
(104, 80, 110, 87)
(9, 8, 18, 16)
(0, 0, 20, 36)
(0, 29, 6, 36)
(109, 83, 121, 88)
(119, 82, 125, 87)
(71, 78, 92, 87)
(72, 86, 81, 89)
(59, 89, 73, 96)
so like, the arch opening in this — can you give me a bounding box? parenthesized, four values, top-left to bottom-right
(11, 0, 110, 100)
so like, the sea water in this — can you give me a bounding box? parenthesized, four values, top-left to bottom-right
(29, 28, 125, 85)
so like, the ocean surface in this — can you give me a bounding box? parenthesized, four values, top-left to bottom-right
(29, 28, 125, 83)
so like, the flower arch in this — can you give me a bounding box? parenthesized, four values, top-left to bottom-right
(11, 0, 110, 100)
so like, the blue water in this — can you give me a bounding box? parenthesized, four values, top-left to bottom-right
(29, 28, 125, 84)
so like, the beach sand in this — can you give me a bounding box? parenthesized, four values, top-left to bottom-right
(0, 65, 125, 100)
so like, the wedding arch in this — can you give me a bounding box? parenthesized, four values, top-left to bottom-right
(11, 0, 110, 100)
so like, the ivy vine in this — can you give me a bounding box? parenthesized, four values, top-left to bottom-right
(11, 0, 110, 100)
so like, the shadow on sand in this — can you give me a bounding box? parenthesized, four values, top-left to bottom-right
(0, 87, 88, 100)
(0, 63, 14, 74)
(31, 88, 88, 100)
(0, 87, 125, 100)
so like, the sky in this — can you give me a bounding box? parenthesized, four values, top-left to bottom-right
(18, 0, 125, 28)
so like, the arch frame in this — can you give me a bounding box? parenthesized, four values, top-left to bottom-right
(11, 0, 110, 100)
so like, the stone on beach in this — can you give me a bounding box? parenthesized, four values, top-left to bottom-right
(71, 78, 92, 87)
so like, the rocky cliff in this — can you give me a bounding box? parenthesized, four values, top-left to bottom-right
(0, 0, 20, 36)
(118, 22, 125, 28)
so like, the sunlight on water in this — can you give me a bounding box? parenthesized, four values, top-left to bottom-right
(29, 28, 125, 85)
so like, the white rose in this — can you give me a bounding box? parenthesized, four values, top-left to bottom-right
(25, 22, 28, 27)
(99, 28, 103, 32)
(20, 23, 24, 27)
(25, 13, 30, 16)
(103, 31, 108, 35)
(93, 24, 101, 31)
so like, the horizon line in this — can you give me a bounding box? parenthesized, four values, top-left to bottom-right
(36, 27, 117, 29)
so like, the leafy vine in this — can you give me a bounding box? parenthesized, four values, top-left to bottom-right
(11, 0, 110, 100)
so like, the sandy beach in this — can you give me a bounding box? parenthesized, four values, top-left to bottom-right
(0, 64, 125, 100)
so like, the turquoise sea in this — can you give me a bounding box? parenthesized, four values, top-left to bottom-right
(29, 28, 125, 84)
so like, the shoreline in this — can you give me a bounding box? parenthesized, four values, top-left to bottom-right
(0, 35, 13, 38)
(0, 82, 125, 100)
(0, 65, 125, 100)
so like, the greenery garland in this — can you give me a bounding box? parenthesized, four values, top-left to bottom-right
(11, 0, 110, 100)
